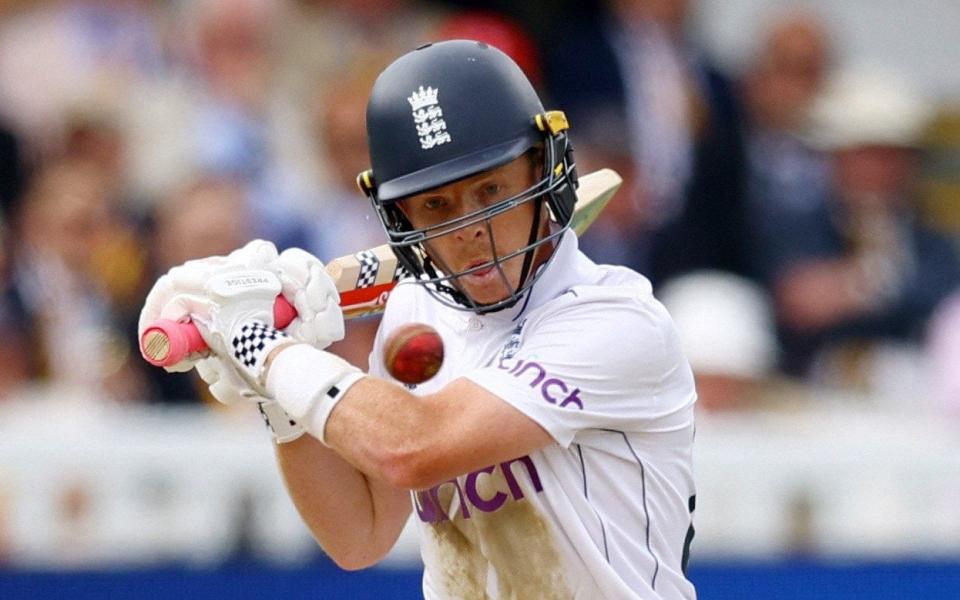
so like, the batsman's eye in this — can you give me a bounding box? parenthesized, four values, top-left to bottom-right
(480, 183, 503, 200)
(422, 197, 447, 212)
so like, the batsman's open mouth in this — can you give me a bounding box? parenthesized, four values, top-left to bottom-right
(462, 259, 497, 282)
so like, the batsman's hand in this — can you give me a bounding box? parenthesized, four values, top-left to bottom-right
(137, 240, 343, 443)
(138, 240, 279, 372)
(139, 257, 307, 442)
(139, 240, 345, 370)
(138, 256, 244, 373)
(191, 268, 289, 386)
(271, 247, 345, 350)
(228, 240, 345, 350)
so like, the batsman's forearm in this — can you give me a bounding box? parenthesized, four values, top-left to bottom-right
(275, 435, 411, 570)
(323, 376, 446, 490)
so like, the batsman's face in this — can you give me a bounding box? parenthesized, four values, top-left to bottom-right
(400, 154, 548, 306)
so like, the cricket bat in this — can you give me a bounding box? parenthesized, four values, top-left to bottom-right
(140, 168, 622, 367)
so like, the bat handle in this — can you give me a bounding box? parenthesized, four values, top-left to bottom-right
(140, 296, 298, 367)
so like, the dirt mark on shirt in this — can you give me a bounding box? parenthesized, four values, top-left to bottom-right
(427, 467, 568, 599)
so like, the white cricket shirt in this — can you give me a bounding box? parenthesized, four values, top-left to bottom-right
(370, 230, 697, 599)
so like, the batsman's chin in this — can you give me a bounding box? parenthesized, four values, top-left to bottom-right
(458, 276, 514, 306)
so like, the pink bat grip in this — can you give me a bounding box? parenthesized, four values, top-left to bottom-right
(139, 296, 297, 367)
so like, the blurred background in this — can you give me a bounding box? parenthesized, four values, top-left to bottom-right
(1, 0, 959, 598)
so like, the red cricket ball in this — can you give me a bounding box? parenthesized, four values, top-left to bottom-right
(382, 323, 445, 385)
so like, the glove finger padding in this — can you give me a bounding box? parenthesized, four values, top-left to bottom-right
(274, 248, 316, 291)
(294, 264, 345, 348)
(139, 273, 176, 335)
(157, 292, 218, 372)
(195, 356, 261, 405)
(168, 257, 243, 292)
(139, 272, 218, 372)
(140, 242, 280, 338)
(229, 239, 279, 270)
(140, 255, 247, 335)
(274, 249, 345, 349)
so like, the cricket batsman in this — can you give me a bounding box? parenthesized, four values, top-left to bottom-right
(140, 40, 698, 599)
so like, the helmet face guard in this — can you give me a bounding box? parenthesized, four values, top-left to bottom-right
(357, 40, 579, 314)
(375, 136, 576, 313)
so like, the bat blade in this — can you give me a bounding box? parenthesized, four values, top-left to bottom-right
(568, 168, 622, 237)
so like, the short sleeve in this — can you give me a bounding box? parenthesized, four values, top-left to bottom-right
(367, 325, 388, 379)
(464, 289, 696, 448)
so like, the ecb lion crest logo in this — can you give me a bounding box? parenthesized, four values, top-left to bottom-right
(408, 85, 452, 150)
(500, 319, 526, 361)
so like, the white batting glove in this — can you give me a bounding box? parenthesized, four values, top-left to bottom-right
(191, 247, 347, 383)
(137, 240, 280, 372)
(138, 257, 243, 372)
(272, 247, 345, 350)
(139, 241, 344, 363)
(138, 241, 347, 442)
(137, 247, 288, 439)
(229, 240, 345, 350)
(192, 268, 363, 446)
(192, 269, 293, 389)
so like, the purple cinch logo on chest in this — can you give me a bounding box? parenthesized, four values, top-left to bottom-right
(414, 456, 544, 523)
(497, 356, 584, 410)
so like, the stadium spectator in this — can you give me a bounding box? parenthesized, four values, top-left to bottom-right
(569, 101, 646, 269)
(304, 56, 390, 262)
(740, 10, 834, 283)
(433, 9, 542, 88)
(277, 0, 438, 103)
(302, 56, 395, 370)
(0, 120, 27, 221)
(151, 177, 254, 273)
(9, 158, 146, 402)
(760, 68, 960, 386)
(545, 0, 749, 284)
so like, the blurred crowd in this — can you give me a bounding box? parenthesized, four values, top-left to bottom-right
(0, 0, 959, 415)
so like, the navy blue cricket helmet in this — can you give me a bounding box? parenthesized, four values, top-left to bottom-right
(357, 39, 578, 313)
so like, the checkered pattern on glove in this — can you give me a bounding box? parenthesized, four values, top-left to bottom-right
(230, 320, 290, 382)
